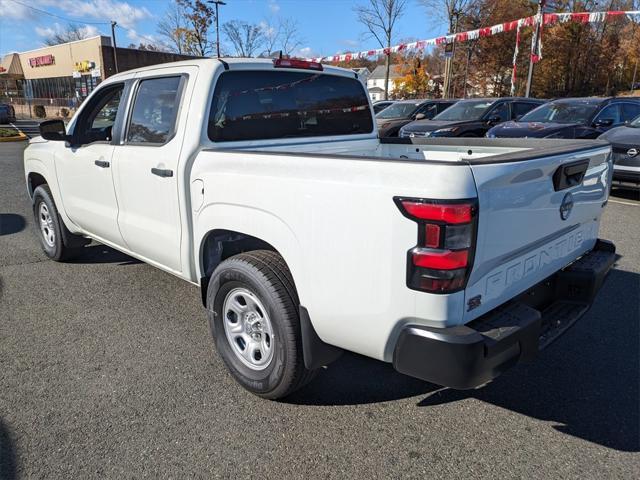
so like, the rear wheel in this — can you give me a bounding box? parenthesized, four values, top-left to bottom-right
(32, 185, 86, 261)
(206, 250, 317, 399)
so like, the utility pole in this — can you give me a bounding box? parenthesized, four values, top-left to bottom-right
(110, 21, 119, 74)
(208, 0, 226, 58)
(631, 59, 638, 94)
(443, 10, 460, 99)
(525, 0, 545, 98)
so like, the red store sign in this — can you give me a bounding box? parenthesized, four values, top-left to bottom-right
(29, 54, 55, 68)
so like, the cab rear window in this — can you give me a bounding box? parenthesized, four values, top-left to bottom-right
(208, 70, 373, 142)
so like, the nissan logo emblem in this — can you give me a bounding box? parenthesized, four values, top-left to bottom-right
(627, 148, 639, 158)
(560, 192, 574, 221)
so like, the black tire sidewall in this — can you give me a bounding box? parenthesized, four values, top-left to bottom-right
(207, 262, 292, 396)
(32, 186, 64, 261)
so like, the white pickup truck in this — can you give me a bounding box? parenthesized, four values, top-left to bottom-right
(25, 58, 616, 399)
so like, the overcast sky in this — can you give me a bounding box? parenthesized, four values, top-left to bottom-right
(0, 0, 448, 57)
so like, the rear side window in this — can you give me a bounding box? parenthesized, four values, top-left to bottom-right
(127, 76, 181, 144)
(208, 70, 374, 142)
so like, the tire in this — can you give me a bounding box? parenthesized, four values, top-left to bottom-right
(32, 185, 86, 261)
(206, 250, 317, 399)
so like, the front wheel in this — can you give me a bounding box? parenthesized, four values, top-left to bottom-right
(206, 250, 317, 399)
(32, 185, 85, 261)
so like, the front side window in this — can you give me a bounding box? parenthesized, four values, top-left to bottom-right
(433, 100, 494, 121)
(127, 76, 181, 144)
(208, 70, 373, 142)
(520, 101, 599, 124)
(487, 103, 509, 122)
(621, 103, 640, 122)
(417, 103, 439, 119)
(512, 102, 539, 119)
(376, 102, 421, 119)
(594, 104, 622, 125)
(75, 84, 124, 144)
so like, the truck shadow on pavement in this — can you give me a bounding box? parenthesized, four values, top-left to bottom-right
(67, 245, 142, 266)
(0, 419, 17, 480)
(0, 214, 26, 236)
(289, 268, 639, 453)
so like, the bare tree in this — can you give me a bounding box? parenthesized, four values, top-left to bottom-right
(259, 17, 304, 57)
(419, 0, 475, 33)
(223, 20, 265, 57)
(43, 24, 93, 46)
(261, 18, 281, 56)
(354, 0, 408, 100)
(279, 18, 303, 56)
(157, 1, 189, 54)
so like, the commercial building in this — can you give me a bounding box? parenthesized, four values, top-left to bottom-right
(0, 36, 196, 117)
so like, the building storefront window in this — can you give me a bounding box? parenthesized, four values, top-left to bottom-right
(23, 75, 100, 99)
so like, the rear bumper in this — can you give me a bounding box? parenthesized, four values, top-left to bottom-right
(393, 239, 616, 389)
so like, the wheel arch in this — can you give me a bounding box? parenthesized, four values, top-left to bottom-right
(198, 229, 278, 306)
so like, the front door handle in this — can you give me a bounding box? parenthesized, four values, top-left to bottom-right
(94, 160, 110, 168)
(151, 168, 173, 178)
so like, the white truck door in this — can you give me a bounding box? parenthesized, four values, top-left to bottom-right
(55, 82, 126, 247)
(111, 71, 193, 273)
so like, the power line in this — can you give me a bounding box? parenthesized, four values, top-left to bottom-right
(8, 0, 111, 26)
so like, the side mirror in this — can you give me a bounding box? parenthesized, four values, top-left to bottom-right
(515, 114, 523, 121)
(487, 115, 502, 124)
(594, 118, 614, 128)
(414, 113, 426, 120)
(39, 120, 68, 141)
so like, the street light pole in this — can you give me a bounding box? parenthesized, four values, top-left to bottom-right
(208, 0, 226, 58)
(110, 21, 119, 74)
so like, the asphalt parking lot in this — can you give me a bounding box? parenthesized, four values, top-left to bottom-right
(1, 141, 638, 478)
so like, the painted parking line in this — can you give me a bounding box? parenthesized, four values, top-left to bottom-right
(609, 199, 639, 207)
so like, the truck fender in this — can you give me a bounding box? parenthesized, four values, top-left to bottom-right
(195, 203, 307, 304)
(24, 158, 80, 234)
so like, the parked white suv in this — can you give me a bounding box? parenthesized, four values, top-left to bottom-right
(25, 58, 616, 399)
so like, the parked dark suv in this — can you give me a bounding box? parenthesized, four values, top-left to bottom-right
(0, 103, 16, 123)
(486, 97, 640, 139)
(599, 113, 640, 185)
(376, 99, 457, 137)
(399, 97, 544, 138)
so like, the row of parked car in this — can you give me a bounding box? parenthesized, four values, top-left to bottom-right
(374, 96, 640, 184)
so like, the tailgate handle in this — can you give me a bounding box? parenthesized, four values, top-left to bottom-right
(552, 160, 589, 191)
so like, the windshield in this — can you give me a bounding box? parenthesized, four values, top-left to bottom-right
(433, 100, 493, 121)
(630, 114, 640, 127)
(376, 102, 421, 119)
(520, 102, 599, 124)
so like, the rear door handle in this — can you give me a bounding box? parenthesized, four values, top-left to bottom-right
(151, 168, 173, 178)
(94, 160, 110, 168)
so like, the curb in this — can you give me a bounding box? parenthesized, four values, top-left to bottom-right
(0, 132, 28, 142)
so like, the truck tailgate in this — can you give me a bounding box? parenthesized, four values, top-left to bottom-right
(463, 145, 612, 322)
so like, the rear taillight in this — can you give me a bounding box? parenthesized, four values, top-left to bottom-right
(395, 197, 478, 294)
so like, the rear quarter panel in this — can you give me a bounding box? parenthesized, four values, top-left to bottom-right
(191, 151, 478, 361)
